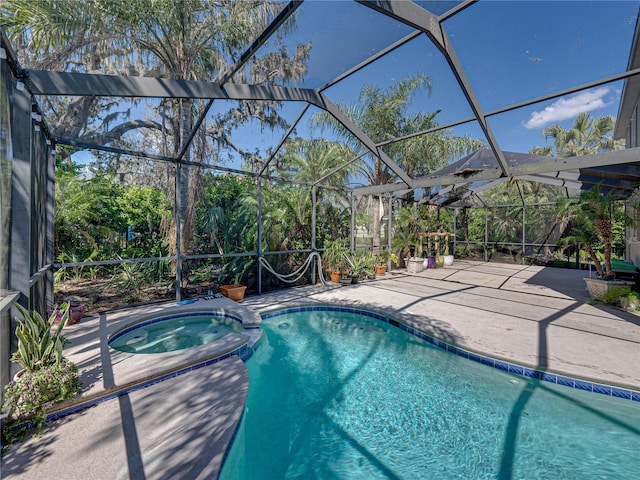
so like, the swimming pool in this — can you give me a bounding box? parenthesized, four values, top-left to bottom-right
(220, 307, 640, 479)
(108, 311, 245, 354)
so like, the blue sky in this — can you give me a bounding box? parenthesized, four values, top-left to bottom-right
(219, 0, 639, 174)
(75, 1, 640, 171)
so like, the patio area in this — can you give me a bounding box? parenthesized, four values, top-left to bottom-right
(2, 260, 639, 479)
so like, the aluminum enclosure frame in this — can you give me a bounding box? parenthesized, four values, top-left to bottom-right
(3, 0, 640, 400)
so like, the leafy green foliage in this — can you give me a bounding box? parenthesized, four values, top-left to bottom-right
(600, 286, 633, 305)
(2, 360, 82, 447)
(2, 305, 82, 448)
(11, 303, 69, 372)
(530, 113, 623, 157)
(344, 251, 375, 279)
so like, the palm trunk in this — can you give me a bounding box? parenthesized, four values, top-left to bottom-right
(585, 243, 606, 278)
(599, 216, 614, 279)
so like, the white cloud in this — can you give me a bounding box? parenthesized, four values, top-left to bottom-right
(523, 87, 612, 129)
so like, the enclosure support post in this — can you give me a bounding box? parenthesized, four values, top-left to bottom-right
(484, 207, 488, 262)
(6, 73, 33, 398)
(175, 163, 182, 302)
(311, 185, 317, 285)
(350, 192, 355, 255)
(453, 208, 457, 256)
(387, 195, 393, 269)
(257, 177, 263, 294)
(10, 83, 31, 311)
(46, 148, 55, 310)
(522, 206, 526, 264)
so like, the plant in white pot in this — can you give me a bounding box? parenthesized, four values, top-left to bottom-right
(442, 235, 454, 266)
(559, 184, 633, 300)
(2, 303, 82, 447)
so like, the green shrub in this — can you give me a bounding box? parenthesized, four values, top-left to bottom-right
(2, 360, 82, 448)
(620, 290, 640, 312)
(600, 286, 632, 306)
(3, 360, 81, 424)
(2, 304, 82, 449)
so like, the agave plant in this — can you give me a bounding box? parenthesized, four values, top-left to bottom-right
(11, 303, 69, 372)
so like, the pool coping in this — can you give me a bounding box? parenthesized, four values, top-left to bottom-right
(40, 297, 263, 423)
(260, 304, 640, 402)
(33, 298, 640, 426)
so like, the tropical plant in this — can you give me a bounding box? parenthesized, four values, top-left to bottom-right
(220, 257, 253, 288)
(322, 239, 348, 273)
(392, 229, 418, 262)
(374, 251, 398, 265)
(279, 138, 356, 187)
(2, 304, 82, 445)
(556, 183, 629, 279)
(343, 251, 375, 279)
(530, 113, 623, 157)
(4, 0, 311, 273)
(11, 304, 70, 372)
(311, 75, 485, 254)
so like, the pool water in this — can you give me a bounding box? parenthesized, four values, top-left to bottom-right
(220, 310, 640, 479)
(109, 313, 243, 354)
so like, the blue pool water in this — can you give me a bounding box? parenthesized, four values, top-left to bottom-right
(109, 312, 243, 353)
(220, 309, 640, 479)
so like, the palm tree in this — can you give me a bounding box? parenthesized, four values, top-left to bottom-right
(311, 75, 484, 254)
(576, 185, 619, 279)
(280, 138, 356, 188)
(530, 112, 623, 157)
(528, 112, 625, 273)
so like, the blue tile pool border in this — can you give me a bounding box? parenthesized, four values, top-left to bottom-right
(261, 304, 640, 403)
(13, 302, 635, 441)
(42, 341, 253, 425)
(11, 311, 257, 431)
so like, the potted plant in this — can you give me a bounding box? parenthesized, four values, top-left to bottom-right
(442, 236, 454, 266)
(219, 274, 247, 302)
(561, 184, 634, 300)
(50, 302, 86, 325)
(339, 272, 353, 286)
(392, 229, 419, 270)
(322, 239, 348, 284)
(374, 252, 397, 275)
(344, 251, 375, 283)
(2, 303, 82, 445)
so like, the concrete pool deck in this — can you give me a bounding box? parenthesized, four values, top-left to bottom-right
(2, 260, 639, 478)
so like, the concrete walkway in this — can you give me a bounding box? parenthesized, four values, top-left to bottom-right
(2, 260, 639, 479)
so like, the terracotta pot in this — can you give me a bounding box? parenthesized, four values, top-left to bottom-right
(50, 304, 86, 325)
(374, 265, 387, 275)
(330, 270, 342, 283)
(68, 304, 86, 324)
(220, 284, 247, 302)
